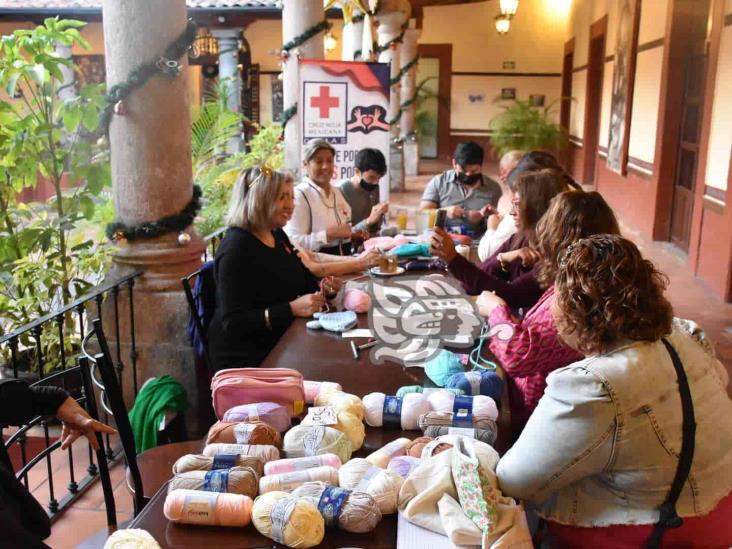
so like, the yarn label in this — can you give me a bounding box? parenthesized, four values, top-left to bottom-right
(317, 485, 351, 527)
(302, 425, 326, 456)
(203, 469, 230, 492)
(305, 406, 338, 425)
(355, 465, 380, 493)
(452, 395, 474, 427)
(448, 427, 476, 439)
(234, 423, 257, 444)
(270, 496, 298, 544)
(293, 399, 305, 415)
(463, 371, 482, 395)
(244, 404, 260, 423)
(181, 491, 219, 525)
(212, 454, 238, 469)
(289, 455, 327, 471)
(276, 470, 312, 491)
(382, 396, 403, 428)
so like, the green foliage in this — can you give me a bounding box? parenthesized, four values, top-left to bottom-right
(414, 77, 444, 139)
(488, 98, 569, 158)
(0, 18, 112, 371)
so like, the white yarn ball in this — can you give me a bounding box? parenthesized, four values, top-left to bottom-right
(103, 529, 161, 549)
(426, 391, 498, 421)
(362, 392, 430, 430)
(338, 458, 404, 514)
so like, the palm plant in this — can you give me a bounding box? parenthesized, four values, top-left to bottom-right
(489, 98, 569, 157)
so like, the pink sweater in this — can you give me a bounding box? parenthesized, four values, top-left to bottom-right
(487, 286, 582, 432)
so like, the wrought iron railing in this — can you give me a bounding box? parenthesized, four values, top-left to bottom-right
(0, 271, 142, 521)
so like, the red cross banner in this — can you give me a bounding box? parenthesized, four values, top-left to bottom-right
(299, 59, 391, 200)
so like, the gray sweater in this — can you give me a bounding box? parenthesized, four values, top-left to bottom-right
(339, 178, 380, 233)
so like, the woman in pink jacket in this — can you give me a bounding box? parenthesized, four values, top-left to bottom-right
(477, 190, 620, 434)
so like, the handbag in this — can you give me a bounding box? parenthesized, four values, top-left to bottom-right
(211, 367, 305, 419)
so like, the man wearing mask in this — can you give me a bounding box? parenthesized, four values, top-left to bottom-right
(338, 148, 389, 236)
(419, 141, 502, 236)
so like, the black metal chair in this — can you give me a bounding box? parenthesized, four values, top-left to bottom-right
(181, 260, 215, 376)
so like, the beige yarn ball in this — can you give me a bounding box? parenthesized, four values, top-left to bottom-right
(252, 491, 325, 548)
(168, 466, 258, 498)
(338, 458, 404, 514)
(314, 391, 365, 421)
(172, 453, 264, 479)
(103, 528, 160, 549)
(202, 443, 280, 464)
(259, 465, 339, 494)
(292, 481, 382, 533)
(300, 410, 365, 451)
(282, 425, 353, 464)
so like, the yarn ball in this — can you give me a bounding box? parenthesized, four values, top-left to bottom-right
(169, 466, 258, 498)
(423, 425, 497, 446)
(404, 436, 433, 458)
(420, 439, 455, 459)
(338, 458, 404, 514)
(292, 481, 382, 533)
(396, 385, 465, 398)
(314, 391, 365, 421)
(205, 421, 282, 447)
(103, 529, 160, 549)
(264, 454, 342, 476)
(362, 392, 430, 430)
(203, 443, 280, 464)
(303, 381, 342, 404)
(259, 465, 339, 494)
(172, 453, 264, 479)
(365, 437, 411, 468)
(445, 369, 503, 401)
(426, 392, 499, 421)
(425, 350, 465, 387)
(164, 489, 252, 527)
(222, 402, 291, 433)
(301, 410, 365, 451)
(418, 410, 497, 431)
(251, 491, 325, 548)
(282, 425, 353, 464)
(387, 456, 422, 479)
(343, 289, 371, 313)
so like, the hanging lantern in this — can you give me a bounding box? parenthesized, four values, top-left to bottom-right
(324, 31, 338, 53)
(499, 0, 519, 17)
(495, 15, 511, 35)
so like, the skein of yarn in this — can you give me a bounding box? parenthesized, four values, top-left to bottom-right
(259, 465, 339, 493)
(426, 392, 499, 422)
(222, 402, 291, 433)
(303, 381, 342, 404)
(314, 391, 365, 421)
(282, 425, 353, 464)
(362, 393, 430, 430)
(343, 289, 371, 313)
(203, 443, 280, 464)
(445, 369, 503, 401)
(292, 481, 382, 533)
(338, 458, 404, 514)
(396, 385, 465, 398)
(300, 410, 365, 451)
(423, 424, 497, 446)
(365, 437, 411, 468)
(420, 438, 455, 459)
(251, 491, 325, 548)
(172, 454, 264, 478)
(264, 454, 342, 476)
(164, 489, 252, 527)
(169, 466, 258, 498)
(103, 529, 161, 549)
(418, 410, 497, 431)
(425, 350, 465, 387)
(387, 456, 422, 479)
(405, 436, 433, 458)
(205, 421, 282, 447)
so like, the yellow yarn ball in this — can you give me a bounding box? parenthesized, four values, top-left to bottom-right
(251, 491, 325, 548)
(314, 391, 365, 421)
(282, 425, 353, 464)
(301, 410, 365, 451)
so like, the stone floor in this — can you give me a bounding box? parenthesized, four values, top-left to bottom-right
(38, 159, 732, 548)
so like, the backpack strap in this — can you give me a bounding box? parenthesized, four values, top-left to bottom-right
(645, 338, 697, 549)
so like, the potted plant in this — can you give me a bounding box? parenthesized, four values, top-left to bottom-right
(488, 98, 569, 158)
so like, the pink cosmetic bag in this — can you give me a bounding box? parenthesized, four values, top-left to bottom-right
(211, 367, 306, 419)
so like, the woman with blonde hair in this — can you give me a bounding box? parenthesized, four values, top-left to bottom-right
(207, 167, 340, 371)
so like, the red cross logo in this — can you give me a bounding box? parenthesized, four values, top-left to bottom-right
(310, 85, 340, 118)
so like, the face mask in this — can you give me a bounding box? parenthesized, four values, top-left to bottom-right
(456, 172, 482, 185)
(359, 179, 380, 193)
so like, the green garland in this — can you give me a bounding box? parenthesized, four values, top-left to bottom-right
(282, 19, 332, 54)
(100, 19, 198, 134)
(106, 185, 202, 242)
(388, 76, 428, 125)
(374, 25, 406, 55)
(280, 103, 298, 129)
(390, 55, 419, 86)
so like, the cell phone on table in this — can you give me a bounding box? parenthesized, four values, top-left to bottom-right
(434, 209, 447, 229)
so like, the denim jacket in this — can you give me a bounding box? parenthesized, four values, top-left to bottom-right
(496, 324, 732, 527)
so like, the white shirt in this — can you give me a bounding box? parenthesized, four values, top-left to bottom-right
(284, 177, 352, 251)
(477, 213, 517, 261)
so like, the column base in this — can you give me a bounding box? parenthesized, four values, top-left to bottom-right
(404, 140, 420, 176)
(389, 144, 405, 193)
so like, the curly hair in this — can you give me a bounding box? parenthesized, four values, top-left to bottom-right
(534, 190, 620, 287)
(554, 234, 674, 355)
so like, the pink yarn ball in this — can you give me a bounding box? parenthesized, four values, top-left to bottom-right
(343, 289, 371, 313)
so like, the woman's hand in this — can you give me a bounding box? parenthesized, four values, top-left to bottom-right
(430, 227, 458, 263)
(366, 202, 389, 225)
(487, 213, 502, 231)
(357, 249, 380, 269)
(56, 397, 117, 451)
(321, 276, 342, 298)
(326, 224, 353, 241)
(498, 247, 540, 268)
(290, 293, 326, 317)
(476, 291, 507, 318)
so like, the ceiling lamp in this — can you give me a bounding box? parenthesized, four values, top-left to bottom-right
(499, 0, 519, 17)
(495, 14, 511, 35)
(324, 31, 338, 53)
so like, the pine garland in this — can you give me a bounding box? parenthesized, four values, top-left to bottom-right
(106, 185, 202, 242)
(374, 25, 406, 55)
(280, 103, 298, 129)
(390, 55, 419, 86)
(282, 19, 332, 53)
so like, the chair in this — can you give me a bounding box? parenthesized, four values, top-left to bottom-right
(79, 318, 202, 519)
(182, 260, 215, 376)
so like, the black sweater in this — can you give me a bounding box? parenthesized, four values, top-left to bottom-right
(0, 379, 68, 548)
(208, 227, 319, 371)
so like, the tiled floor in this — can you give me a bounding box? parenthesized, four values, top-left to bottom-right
(37, 160, 732, 547)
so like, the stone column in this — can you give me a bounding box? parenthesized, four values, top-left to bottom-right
(400, 24, 421, 176)
(341, 16, 364, 61)
(55, 41, 76, 103)
(102, 0, 206, 432)
(212, 29, 243, 153)
(283, 0, 325, 175)
(376, 1, 410, 192)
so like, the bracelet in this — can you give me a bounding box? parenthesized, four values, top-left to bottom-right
(264, 308, 272, 331)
